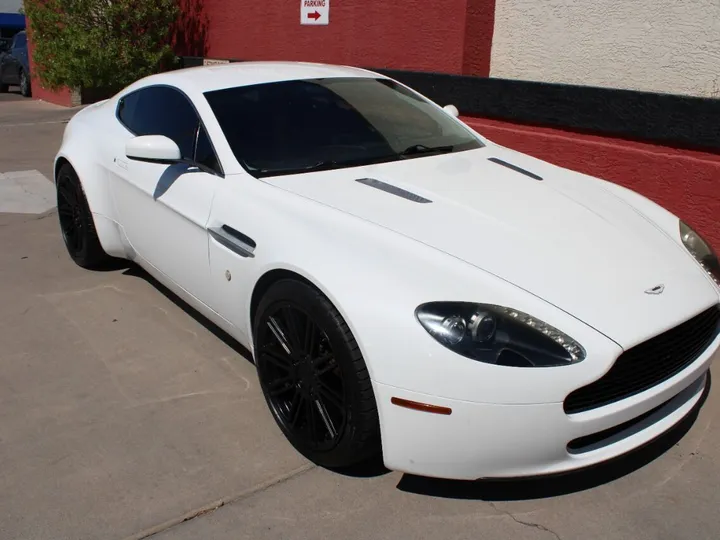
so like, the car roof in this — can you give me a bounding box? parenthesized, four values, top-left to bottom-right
(133, 61, 386, 95)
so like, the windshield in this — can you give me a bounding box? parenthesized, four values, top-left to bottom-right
(204, 77, 483, 177)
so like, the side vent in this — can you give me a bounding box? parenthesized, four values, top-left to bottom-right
(356, 178, 432, 203)
(488, 157, 543, 181)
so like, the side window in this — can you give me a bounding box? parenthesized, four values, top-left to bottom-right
(117, 91, 140, 131)
(12, 33, 26, 49)
(117, 86, 220, 172)
(194, 125, 220, 172)
(132, 87, 199, 159)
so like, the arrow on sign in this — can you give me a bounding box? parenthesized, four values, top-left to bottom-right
(307, 10, 321, 20)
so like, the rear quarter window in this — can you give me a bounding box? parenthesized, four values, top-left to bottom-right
(117, 92, 140, 131)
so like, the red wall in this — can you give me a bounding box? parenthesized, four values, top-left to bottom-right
(185, 0, 495, 75)
(34, 0, 497, 104)
(462, 0, 496, 76)
(464, 117, 720, 250)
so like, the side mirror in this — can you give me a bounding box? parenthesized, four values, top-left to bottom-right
(443, 104, 459, 118)
(126, 135, 182, 164)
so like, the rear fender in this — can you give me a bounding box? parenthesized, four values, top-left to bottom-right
(54, 120, 127, 258)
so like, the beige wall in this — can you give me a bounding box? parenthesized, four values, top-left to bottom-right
(0, 0, 22, 13)
(490, 0, 720, 98)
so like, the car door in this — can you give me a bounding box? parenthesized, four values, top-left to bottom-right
(13, 32, 29, 76)
(110, 85, 222, 304)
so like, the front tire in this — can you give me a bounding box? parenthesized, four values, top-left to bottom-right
(253, 279, 381, 469)
(56, 164, 112, 269)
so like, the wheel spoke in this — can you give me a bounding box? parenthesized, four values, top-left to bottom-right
(281, 307, 303, 354)
(267, 317, 292, 355)
(287, 389, 304, 428)
(57, 205, 74, 217)
(306, 397, 319, 442)
(313, 352, 336, 374)
(57, 180, 78, 207)
(303, 318, 318, 357)
(260, 346, 293, 372)
(318, 381, 344, 411)
(268, 375, 295, 396)
(314, 399, 338, 439)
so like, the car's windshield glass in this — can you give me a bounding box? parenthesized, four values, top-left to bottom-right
(204, 77, 483, 177)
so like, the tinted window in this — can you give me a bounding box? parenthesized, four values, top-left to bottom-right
(118, 86, 199, 159)
(204, 77, 482, 177)
(117, 91, 140, 129)
(12, 33, 26, 48)
(195, 125, 220, 172)
(118, 87, 221, 173)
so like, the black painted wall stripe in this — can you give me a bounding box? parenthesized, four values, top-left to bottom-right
(180, 57, 720, 152)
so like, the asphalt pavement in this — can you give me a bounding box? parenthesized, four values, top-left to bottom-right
(1, 96, 719, 540)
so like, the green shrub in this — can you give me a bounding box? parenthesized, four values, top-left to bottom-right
(26, 0, 180, 93)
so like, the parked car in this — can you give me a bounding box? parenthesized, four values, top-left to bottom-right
(53, 62, 720, 480)
(0, 31, 31, 97)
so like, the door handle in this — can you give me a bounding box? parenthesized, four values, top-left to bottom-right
(208, 225, 256, 258)
(114, 157, 128, 170)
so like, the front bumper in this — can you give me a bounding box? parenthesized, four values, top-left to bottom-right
(373, 335, 718, 481)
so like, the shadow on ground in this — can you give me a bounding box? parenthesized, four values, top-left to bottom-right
(120, 263, 254, 364)
(118, 262, 711, 500)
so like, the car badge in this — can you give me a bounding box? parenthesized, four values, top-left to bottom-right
(645, 284, 665, 295)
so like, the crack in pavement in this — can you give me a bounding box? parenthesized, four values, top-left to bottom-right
(489, 502, 562, 540)
(119, 463, 316, 540)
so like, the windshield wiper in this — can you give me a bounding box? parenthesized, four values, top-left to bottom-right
(254, 160, 340, 176)
(399, 144, 455, 158)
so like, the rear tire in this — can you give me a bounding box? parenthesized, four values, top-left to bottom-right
(0, 81, 8, 93)
(56, 164, 112, 269)
(253, 279, 381, 469)
(19, 69, 31, 97)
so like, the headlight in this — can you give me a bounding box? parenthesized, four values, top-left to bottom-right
(680, 221, 720, 286)
(415, 302, 586, 367)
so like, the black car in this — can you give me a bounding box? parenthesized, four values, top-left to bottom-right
(0, 31, 31, 97)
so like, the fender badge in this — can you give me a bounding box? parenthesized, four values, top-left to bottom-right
(645, 284, 665, 295)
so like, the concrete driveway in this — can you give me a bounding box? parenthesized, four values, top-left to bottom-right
(1, 98, 719, 540)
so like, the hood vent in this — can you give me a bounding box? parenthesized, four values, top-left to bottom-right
(488, 157, 543, 181)
(356, 178, 432, 203)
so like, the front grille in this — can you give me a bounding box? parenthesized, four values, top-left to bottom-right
(565, 305, 720, 414)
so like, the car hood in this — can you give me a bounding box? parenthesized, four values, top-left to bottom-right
(267, 145, 717, 348)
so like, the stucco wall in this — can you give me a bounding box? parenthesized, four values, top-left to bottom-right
(0, 0, 22, 13)
(490, 0, 720, 98)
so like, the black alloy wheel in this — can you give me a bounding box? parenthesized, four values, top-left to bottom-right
(254, 279, 381, 468)
(56, 164, 110, 269)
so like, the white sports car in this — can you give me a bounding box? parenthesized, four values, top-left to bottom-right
(54, 62, 720, 480)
